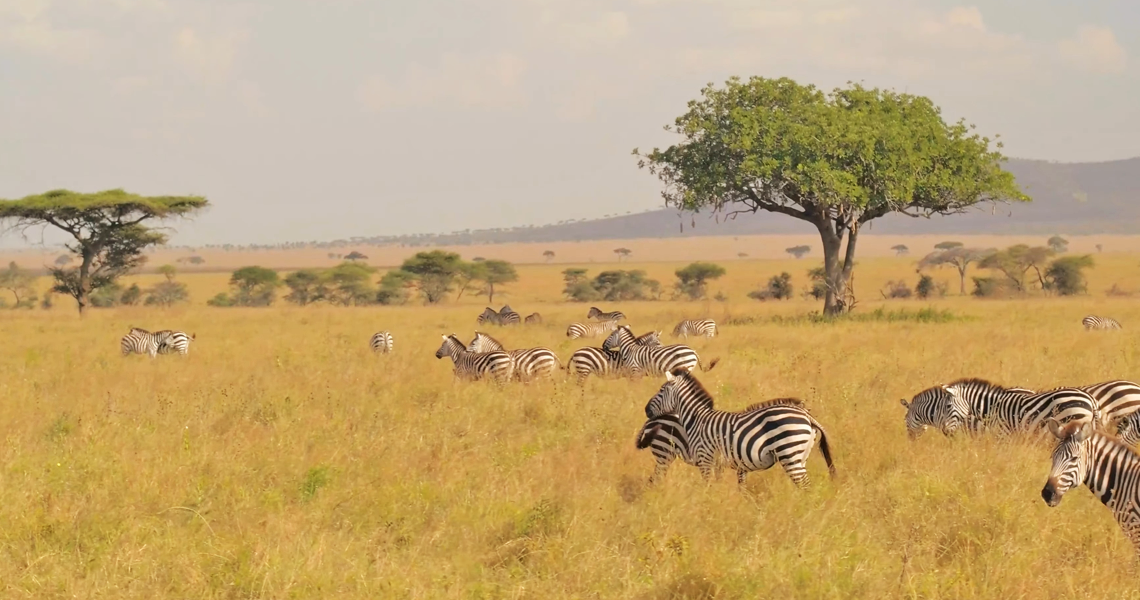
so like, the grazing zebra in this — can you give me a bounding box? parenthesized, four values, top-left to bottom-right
(587, 307, 625, 322)
(644, 368, 835, 487)
(566, 320, 618, 339)
(672, 319, 718, 340)
(477, 307, 520, 326)
(434, 334, 513, 383)
(602, 325, 718, 378)
(900, 380, 1035, 439)
(369, 331, 394, 353)
(568, 330, 661, 385)
(1042, 418, 1140, 557)
(635, 413, 694, 484)
(466, 331, 561, 381)
(157, 330, 195, 356)
(121, 326, 174, 358)
(524, 313, 542, 325)
(1083, 315, 1123, 331)
(943, 378, 1097, 436)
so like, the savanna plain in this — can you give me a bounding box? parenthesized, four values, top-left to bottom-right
(6, 253, 1140, 599)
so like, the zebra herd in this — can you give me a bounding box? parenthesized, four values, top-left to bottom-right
(901, 376, 1140, 557)
(476, 305, 542, 326)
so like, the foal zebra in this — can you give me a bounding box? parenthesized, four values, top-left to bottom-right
(369, 331, 394, 353)
(587, 307, 625, 322)
(478, 307, 520, 326)
(121, 327, 174, 358)
(466, 331, 561, 381)
(1083, 315, 1123, 330)
(524, 313, 542, 325)
(672, 319, 718, 339)
(568, 330, 661, 385)
(1042, 418, 1140, 557)
(943, 378, 1098, 436)
(566, 320, 618, 339)
(603, 325, 718, 378)
(434, 334, 513, 383)
(644, 368, 835, 487)
(635, 413, 694, 484)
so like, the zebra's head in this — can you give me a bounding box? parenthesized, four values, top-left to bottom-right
(1042, 417, 1095, 508)
(602, 325, 635, 352)
(635, 330, 662, 347)
(900, 384, 956, 440)
(467, 331, 505, 353)
(645, 367, 701, 418)
(671, 322, 686, 336)
(435, 334, 463, 359)
(477, 308, 497, 323)
(587, 306, 602, 319)
(499, 305, 513, 314)
(1117, 414, 1140, 446)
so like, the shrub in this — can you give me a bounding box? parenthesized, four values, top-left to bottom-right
(376, 270, 416, 305)
(1044, 255, 1094, 296)
(805, 267, 827, 300)
(971, 276, 1014, 298)
(120, 284, 142, 306)
(144, 281, 190, 307)
(881, 280, 913, 299)
(674, 262, 726, 300)
(207, 293, 235, 307)
(563, 268, 660, 302)
(748, 272, 793, 301)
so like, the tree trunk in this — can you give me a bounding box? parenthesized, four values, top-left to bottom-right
(957, 265, 967, 295)
(816, 219, 860, 316)
(488, 283, 495, 304)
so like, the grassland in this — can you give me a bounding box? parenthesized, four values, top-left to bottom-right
(3, 255, 1140, 598)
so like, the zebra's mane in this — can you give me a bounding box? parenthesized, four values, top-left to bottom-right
(472, 331, 505, 348)
(742, 398, 807, 413)
(946, 377, 1012, 392)
(669, 370, 716, 409)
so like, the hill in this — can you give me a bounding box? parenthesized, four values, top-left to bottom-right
(334, 157, 1140, 247)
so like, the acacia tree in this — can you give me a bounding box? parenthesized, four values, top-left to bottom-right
(978, 245, 1055, 292)
(891, 244, 909, 256)
(614, 248, 632, 262)
(918, 247, 995, 295)
(543, 250, 555, 262)
(786, 245, 810, 259)
(478, 260, 518, 304)
(634, 77, 1027, 315)
(0, 189, 207, 314)
(935, 241, 963, 251)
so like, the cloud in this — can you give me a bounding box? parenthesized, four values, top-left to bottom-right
(1058, 25, 1127, 74)
(173, 27, 249, 85)
(0, 0, 101, 62)
(554, 10, 629, 46)
(357, 53, 528, 112)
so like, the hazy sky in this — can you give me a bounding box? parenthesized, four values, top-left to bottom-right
(1, 0, 1136, 246)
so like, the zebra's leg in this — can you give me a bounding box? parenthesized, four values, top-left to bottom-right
(697, 461, 714, 482)
(649, 456, 674, 485)
(736, 469, 748, 486)
(780, 459, 812, 488)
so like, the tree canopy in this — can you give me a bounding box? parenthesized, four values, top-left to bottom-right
(674, 262, 726, 300)
(918, 247, 995, 295)
(634, 77, 1027, 314)
(0, 189, 207, 314)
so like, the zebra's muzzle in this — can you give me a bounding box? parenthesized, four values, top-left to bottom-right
(1041, 479, 1063, 507)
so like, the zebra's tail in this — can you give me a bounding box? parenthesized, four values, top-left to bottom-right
(812, 418, 837, 479)
(635, 424, 662, 450)
(698, 357, 720, 372)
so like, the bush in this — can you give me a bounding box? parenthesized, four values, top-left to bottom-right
(120, 284, 142, 306)
(748, 272, 793, 301)
(674, 262, 726, 300)
(563, 268, 660, 302)
(376, 270, 416, 305)
(881, 280, 913, 299)
(805, 267, 827, 300)
(1044, 255, 1093, 296)
(145, 281, 190, 307)
(207, 293, 235, 307)
(971, 276, 1013, 298)
(89, 283, 125, 308)
(916, 275, 935, 299)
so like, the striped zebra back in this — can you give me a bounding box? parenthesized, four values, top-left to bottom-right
(467, 332, 559, 381)
(121, 327, 165, 358)
(587, 306, 625, 322)
(1083, 315, 1123, 330)
(603, 325, 716, 377)
(370, 331, 394, 353)
(157, 331, 195, 356)
(945, 378, 1096, 435)
(478, 307, 520, 326)
(636, 413, 694, 482)
(435, 334, 513, 382)
(568, 331, 662, 384)
(566, 320, 618, 339)
(672, 319, 717, 339)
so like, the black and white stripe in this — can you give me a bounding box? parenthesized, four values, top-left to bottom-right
(121, 326, 173, 358)
(603, 325, 718, 378)
(478, 307, 520, 326)
(943, 378, 1097, 436)
(672, 319, 718, 339)
(644, 369, 836, 487)
(434, 334, 513, 383)
(566, 320, 618, 339)
(370, 331, 394, 353)
(1042, 418, 1140, 557)
(157, 331, 195, 356)
(587, 307, 625, 322)
(568, 330, 661, 385)
(524, 312, 543, 325)
(635, 413, 694, 484)
(466, 331, 561, 381)
(1083, 315, 1123, 330)
(900, 380, 1035, 439)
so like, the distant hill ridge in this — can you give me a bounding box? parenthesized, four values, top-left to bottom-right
(358, 157, 1140, 246)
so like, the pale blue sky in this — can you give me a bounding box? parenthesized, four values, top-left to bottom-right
(1, 0, 1135, 245)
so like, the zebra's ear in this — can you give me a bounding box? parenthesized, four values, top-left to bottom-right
(899, 399, 909, 409)
(1046, 417, 1064, 439)
(665, 370, 676, 382)
(1074, 420, 1094, 443)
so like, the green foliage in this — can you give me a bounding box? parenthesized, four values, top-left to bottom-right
(563, 268, 660, 302)
(206, 293, 235, 307)
(561, 268, 597, 302)
(400, 250, 465, 304)
(299, 466, 331, 503)
(916, 275, 937, 299)
(613, 248, 632, 261)
(748, 272, 793, 301)
(157, 264, 177, 281)
(344, 251, 368, 261)
(978, 245, 1054, 292)
(480, 260, 518, 304)
(120, 283, 142, 306)
(786, 246, 810, 259)
(891, 245, 909, 256)
(1044, 255, 1094, 296)
(89, 283, 126, 308)
(0, 261, 38, 309)
(144, 280, 190, 307)
(376, 270, 416, 305)
(918, 247, 995, 295)
(805, 267, 828, 300)
(634, 76, 1027, 314)
(230, 266, 280, 307)
(971, 276, 1012, 298)
(935, 241, 963, 250)
(325, 262, 376, 306)
(674, 262, 726, 300)
(1047, 235, 1068, 253)
(284, 269, 325, 306)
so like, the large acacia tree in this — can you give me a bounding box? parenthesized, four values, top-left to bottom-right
(0, 189, 208, 314)
(634, 77, 1028, 314)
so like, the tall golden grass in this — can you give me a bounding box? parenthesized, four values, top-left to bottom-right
(3, 256, 1140, 598)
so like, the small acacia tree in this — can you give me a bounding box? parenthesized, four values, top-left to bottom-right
(918, 247, 995, 295)
(0, 189, 207, 314)
(675, 262, 726, 300)
(479, 260, 518, 304)
(1044, 255, 1094, 295)
(228, 266, 280, 306)
(978, 245, 1055, 292)
(635, 77, 1027, 315)
(400, 250, 464, 304)
(0, 261, 37, 309)
(935, 241, 963, 251)
(1047, 236, 1069, 253)
(786, 245, 811, 259)
(891, 244, 909, 256)
(543, 250, 555, 262)
(614, 248, 632, 262)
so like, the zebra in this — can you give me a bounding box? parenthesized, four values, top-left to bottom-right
(900, 380, 1034, 439)
(434, 334, 513, 383)
(477, 307, 520, 326)
(1083, 315, 1123, 331)
(369, 331, 394, 353)
(121, 326, 174, 358)
(157, 330, 195, 356)
(587, 307, 625, 322)
(466, 331, 561, 381)
(566, 320, 618, 339)
(635, 413, 695, 484)
(644, 368, 836, 487)
(524, 313, 542, 325)
(672, 319, 718, 340)
(1042, 417, 1140, 558)
(942, 378, 1098, 437)
(602, 325, 718, 378)
(568, 330, 661, 385)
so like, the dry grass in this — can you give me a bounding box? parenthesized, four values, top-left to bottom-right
(4, 258, 1140, 598)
